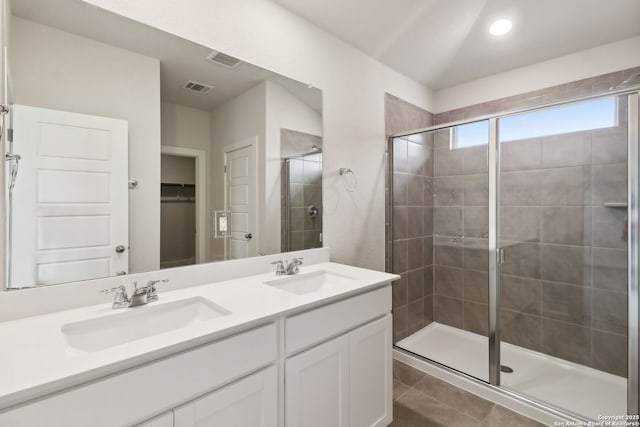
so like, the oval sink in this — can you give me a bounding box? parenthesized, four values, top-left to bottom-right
(62, 297, 231, 352)
(264, 270, 356, 295)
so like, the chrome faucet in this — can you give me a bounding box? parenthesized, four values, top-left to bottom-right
(100, 279, 168, 309)
(100, 285, 130, 309)
(286, 257, 303, 275)
(145, 279, 168, 302)
(271, 260, 287, 275)
(271, 258, 303, 276)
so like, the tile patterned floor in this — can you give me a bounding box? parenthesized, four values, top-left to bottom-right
(391, 360, 547, 427)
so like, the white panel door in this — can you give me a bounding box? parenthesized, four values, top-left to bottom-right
(136, 411, 174, 427)
(224, 139, 256, 259)
(285, 335, 349, 427)
(174, 366, 277, 427)
(349, 315, 393, 427)
(10, 105, 128, 287)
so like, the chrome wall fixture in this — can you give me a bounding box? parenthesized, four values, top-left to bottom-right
(389, 88, 640, 420)
(339, 167, 357, 192)
(0, 103, 18, 191)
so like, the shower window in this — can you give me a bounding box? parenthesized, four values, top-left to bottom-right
(500, 96, 617, 142)
(451, 120, 489, 149)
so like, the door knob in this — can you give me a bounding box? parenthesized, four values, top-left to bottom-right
(115, 245, 126, 253)
(245, 233, 252, 240)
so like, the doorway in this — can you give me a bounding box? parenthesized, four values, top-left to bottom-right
(160, 145, 206, 268)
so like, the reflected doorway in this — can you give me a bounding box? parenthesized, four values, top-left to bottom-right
(160, 146, 206, 268)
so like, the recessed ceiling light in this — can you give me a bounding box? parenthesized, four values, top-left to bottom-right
(489, 19, 512, 36)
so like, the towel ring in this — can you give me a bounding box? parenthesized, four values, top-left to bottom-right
(339, 168, 357, 192)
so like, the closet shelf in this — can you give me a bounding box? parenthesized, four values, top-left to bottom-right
(161, 182, 196, 188)
(161, 196, 195, 202)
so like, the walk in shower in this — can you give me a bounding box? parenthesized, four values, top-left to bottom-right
(389, 89, 639, 421)
(281, 129, 323, 252)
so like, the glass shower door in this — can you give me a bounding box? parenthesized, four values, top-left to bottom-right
(392, 120, 491, 382)
(496, 94, 630, 419)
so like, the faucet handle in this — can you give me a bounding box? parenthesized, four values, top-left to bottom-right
(146, 279, 168, 287)
(99, 285, 125, 295)
(145, 279, 168, 301)
(271, 260, 286, 275)
(286, 257, 303, 275)
(100, 285, 130, 309)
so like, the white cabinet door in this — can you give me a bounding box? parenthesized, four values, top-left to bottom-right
(349, 315, 392, 427)
(174, 366, 277, 427)
(136, 411, 174, 427)
(285, 334, 349, 427)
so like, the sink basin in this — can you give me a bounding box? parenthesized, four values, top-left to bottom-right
(264, 270, 356, 295)
(62, 297, 230, 352)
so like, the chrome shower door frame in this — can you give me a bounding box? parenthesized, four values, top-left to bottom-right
(629, 92, 639, 415)
(488, 117, 500, 386)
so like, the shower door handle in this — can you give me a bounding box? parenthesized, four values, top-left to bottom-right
(497, 247, 506, 264)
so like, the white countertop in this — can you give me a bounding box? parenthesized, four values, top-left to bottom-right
(0, 262, 398, 411)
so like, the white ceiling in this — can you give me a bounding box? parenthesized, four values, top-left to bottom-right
(272, 0, 640, 89)
(11, 0, 322, 113)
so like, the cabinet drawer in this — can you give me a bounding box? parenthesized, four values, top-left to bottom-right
(0, 323, 277, 427)
(285, 285, 391, 355)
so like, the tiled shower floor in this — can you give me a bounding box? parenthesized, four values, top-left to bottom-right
(397, 322, 627, 421)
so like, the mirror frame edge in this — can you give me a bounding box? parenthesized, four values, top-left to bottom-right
(1, 0, 8, 292)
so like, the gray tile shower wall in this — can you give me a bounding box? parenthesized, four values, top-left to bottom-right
(385, 94, 434, 342)
(431, 126, 491, 339)
(280, 129, 323, 251)
(434, 66, 640, 125)
(430, 67, 638, 377)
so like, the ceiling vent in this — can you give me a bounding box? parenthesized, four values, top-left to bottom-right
(183, 80, 213, 94)
(206, 50, 242, 68)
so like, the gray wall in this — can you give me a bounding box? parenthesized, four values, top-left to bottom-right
(385, 94, 434, 342)
(430, 127, 490, 338)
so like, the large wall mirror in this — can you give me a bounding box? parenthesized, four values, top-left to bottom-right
(3, 0, 323, 289)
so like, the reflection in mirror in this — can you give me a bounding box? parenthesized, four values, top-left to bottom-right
(4, 0, 323, 289)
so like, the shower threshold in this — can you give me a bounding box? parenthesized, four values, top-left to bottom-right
(396, 322, 626, 421)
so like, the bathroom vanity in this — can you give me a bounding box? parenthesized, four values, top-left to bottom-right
(0, 258, 397, 427)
